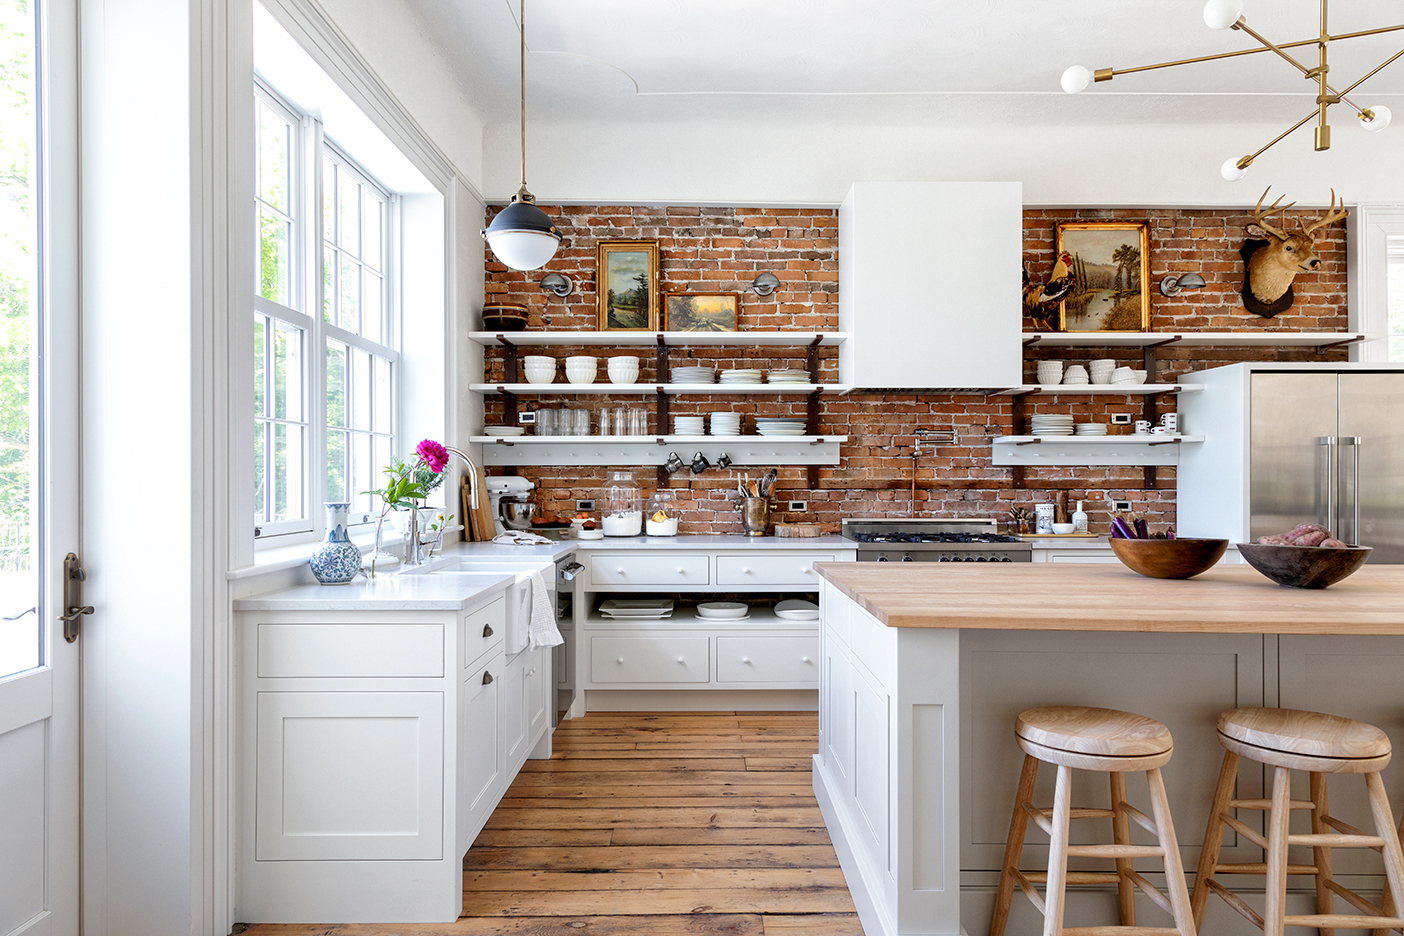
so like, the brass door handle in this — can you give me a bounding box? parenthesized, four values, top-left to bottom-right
(59, 605, 94, 623)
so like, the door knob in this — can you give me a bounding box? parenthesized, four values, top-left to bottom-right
(617, 657, 624, 664)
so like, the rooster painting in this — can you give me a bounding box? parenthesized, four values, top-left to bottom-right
(1022, 251, 1076, 331)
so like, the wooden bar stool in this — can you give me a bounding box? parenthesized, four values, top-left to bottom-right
(1190, 707, 1404, 936)
(990, 706, 1197, 936)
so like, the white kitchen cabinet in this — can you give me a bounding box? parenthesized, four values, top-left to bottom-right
(501, 651, 528, 765)
(590, 635, 711, 683)
(525, 647, 549, 738)
(839, 181, 1023, 389)
(457, 652, 501, 844)
(588, 552, 710, 588)
(715, 553, 835, 587)
(716, 635, 818, 683)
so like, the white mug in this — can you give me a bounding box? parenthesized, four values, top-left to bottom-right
(1150, 425, 1169, 435)
(1160, 412, 1179, 430)
(1134, 420, 1152, 434)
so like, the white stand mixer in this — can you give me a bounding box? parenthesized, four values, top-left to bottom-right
(486, 476, 537, 535)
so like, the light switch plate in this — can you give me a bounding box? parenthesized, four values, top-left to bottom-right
(576, 499, 595, 511)
(788, 501, 808, 512)
(518, 411, 536, 424)
(1113, 500, 1132, 512)
(1110, 413, 1133, 425)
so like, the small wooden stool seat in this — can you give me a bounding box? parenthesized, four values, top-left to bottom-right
(1192, 707, 1404, 936)
(991, 707, 1196, 936)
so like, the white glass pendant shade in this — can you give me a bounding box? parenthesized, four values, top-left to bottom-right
(1220, 156, 1249, 181)
(1203, 0, 1244, 29)
(1061, 65, 1093, 94)
(1360, 105, 1392, 132)
(482, 198, 562, 271)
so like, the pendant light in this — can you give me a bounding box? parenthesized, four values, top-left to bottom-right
(482, 0, 561, 270)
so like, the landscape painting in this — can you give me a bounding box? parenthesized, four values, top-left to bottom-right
(663, 293, 739, 333)
(596, 241, 659, 331)
(1056, 221, 1151, 332)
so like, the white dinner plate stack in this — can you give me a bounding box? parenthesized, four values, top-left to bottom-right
(599, 599, 675, 620)
(484, 426, 525, 437)
(719, 368, 763, 385)
(709, 412, 741, 436)
(774, 599, 820, 621)
(673, 415, 705, 436)
(671, 365, 715, 385)
(755, 417, 807, 436)
(1074, 422, 1108, 436)
(696, 601, 750, 622)
(1030, 414, 1075, 436)
(767, 368, 811, 385)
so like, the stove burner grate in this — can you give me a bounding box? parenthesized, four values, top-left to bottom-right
(851, 531, 1023, 545)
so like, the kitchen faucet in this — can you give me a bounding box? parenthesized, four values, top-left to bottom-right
(404, 445, 481, 565)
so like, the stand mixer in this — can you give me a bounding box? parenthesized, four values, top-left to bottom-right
(486, 476, 536, 535)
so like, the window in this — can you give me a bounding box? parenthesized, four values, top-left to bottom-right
(254, 82, 397, 541)
(1388, 236, 1404, 363)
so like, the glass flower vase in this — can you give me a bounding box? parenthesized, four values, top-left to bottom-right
(363, 509, 401, 577)
(310, 502, 363, 585)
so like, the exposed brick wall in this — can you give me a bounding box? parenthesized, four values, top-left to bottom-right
(481, 205, 1348, 536)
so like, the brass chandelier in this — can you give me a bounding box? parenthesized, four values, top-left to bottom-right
(1062, 0, 1401, 180)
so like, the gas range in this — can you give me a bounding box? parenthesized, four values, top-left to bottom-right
(842, 518, 1032, 563)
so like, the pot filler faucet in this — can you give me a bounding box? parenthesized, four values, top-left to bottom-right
(910, 429, 955, 517)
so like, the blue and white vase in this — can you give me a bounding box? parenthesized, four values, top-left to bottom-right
(310, 502, 362, 585)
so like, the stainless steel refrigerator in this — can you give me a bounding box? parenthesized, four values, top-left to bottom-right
(1248, 371, 1404, 562)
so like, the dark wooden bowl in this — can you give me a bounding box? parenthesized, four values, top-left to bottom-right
(1109, 537, 1228, 579)
(1235, 543, 1372, 589)
(481, 303, 528, 331)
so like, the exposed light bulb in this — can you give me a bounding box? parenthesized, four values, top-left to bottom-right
(1360, 105, 1392, 132)
(1203, 0, 1244, 29)
(1221, 156, 1249, 181)
(1061, 65, 1093, 94)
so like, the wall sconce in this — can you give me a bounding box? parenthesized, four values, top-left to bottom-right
(751, 272, 781, 296)
(539, 272, 573, 297)
(1159, 272, 1207, 297)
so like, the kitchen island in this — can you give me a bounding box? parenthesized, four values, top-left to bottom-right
(812, 562, 1404, 936)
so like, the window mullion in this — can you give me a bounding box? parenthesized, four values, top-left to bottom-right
(305, 116, 328, 533)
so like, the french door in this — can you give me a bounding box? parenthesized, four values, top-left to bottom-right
(0, 0, 81, 933)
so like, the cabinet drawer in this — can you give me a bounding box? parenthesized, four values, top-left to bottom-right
(462, 596, 506, 669)
(590, 636, 710, 683)
(590, 554, 709, 587)
(716, 554, 833, 587)
(258, 623, 443, 678)
(716, 636, 819, 684)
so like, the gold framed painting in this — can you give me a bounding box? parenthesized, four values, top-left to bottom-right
(596, 241, 660, 331)
(662, 292, 740, 333)
(1055, 221, 1151, 332)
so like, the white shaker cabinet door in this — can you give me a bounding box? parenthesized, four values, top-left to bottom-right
(459, 653, 503, 847)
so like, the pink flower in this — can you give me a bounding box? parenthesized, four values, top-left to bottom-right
(416, 439, 450, 473)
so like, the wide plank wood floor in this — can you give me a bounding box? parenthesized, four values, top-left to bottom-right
(242, 711, 865, 936)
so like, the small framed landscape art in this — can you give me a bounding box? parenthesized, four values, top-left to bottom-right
(596, 241, 660, 331)
(1055, 221, 1151, 332)
(663, 292, 740, 333)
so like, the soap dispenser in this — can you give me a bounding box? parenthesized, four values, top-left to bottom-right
(1072, 500, 1089, 534)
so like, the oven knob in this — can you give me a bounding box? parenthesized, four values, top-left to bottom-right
(976, 555, 989, 562)
(901, 554, 913, 562)
(938, 555, 952, 562)
(876, 555, 889, 562)
(1000, 555, 1012, 562)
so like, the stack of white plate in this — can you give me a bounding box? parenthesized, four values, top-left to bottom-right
(484, 426, 525, 437)
(755, 417, 808, 436)
(599, 599, 674, 620)
(719, 369, 763, 385)
(673, 415, 705, 436)
(767, 369, 811, 385)
(1030, 414, 1075, 436)
(709, 413, 741, 436)
(1074, 423, 1108, 436)
(774, 599, 819, 621)
(671, 366, 715, 384)
(696, 601, 750, 621)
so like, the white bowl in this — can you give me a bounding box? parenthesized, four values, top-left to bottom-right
(523, 364, 555, 385)
(608, 368, 639, 385)
(1051, 523, 1076, 535)
(523, 355, 554, 367)
(1133, 370, 1148, 384)
(566, 370, 596, 386)
(566, 355, 596, 366)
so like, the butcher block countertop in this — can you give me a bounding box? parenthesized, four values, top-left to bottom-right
(813, 562, 1404, 635)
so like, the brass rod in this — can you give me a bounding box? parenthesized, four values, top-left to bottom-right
(1106, 23, 1404, 78)
(1237, 21, 1318, 78)
(519, 0, 526, 188)
(1335, 45, 1404, 99)
(1246, 106, 1321, 162)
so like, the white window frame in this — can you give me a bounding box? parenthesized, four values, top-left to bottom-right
(1346, 204, 1404, 363)
(253, 78, 400, 547)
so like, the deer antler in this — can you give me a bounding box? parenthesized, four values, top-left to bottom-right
(1252, 186, 1296, 240)
(1301, 188, 1349, 235)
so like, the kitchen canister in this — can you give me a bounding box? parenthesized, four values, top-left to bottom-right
(310, 502, 363, 584)
(1034, 502, 1056, 535)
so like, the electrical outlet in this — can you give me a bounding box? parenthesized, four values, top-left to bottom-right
(788, 501, 808, 513)
(1113, 500, 1132, 512)
(517, 410, 536, 424)
(1110, 413, 1133, 425)
(576, 499, 595, 511)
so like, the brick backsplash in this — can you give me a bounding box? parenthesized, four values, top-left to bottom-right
(481, 205, 1348, 535)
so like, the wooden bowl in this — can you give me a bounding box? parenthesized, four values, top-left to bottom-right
(1109, 537, 1228, 579)
(1235, 543, 1372, 589)
(481, 303, 528, 331)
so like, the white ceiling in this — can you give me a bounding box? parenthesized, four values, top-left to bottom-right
(403, 0, 1404, 128)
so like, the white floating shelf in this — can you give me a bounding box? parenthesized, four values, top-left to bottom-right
(1022, 331, 1370, 349)
(472, 435, 847, 467)
(469, 383, 851, 395)
(995, 383, 1204, 396)
(991, 435, 1204, 468)
(470, 330, 848, 347)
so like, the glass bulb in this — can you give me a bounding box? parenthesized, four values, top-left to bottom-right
(1360, 105, 1392, 132)
(1203, 0, 1244, 29)
(1061, 65, 1093, 94)
(1220, 157, 1249, 181)
(485, 229, 561, 271)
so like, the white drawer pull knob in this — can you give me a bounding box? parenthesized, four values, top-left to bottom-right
(676, 567, 685, 574)
(742, 656, 751, 664)
(616, 568, 625, 574)
(743, 567, 752, 574)
(676, 657, 685, 664)
(802, 657, 811, 664)
(617, 657, 624, 664)
(802, 568, 813, 574)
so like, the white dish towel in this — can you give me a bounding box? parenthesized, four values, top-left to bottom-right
(494, 530, 553, 546)
(523, 569, 562, 650)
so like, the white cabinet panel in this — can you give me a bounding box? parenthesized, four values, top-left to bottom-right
(715, 554, 833, 588)
(825, 647, 855, 784)
(588, 553, 709, 587)
(525, 647, 549, 737)
(716, 636, 819, 684)
(462, 596, 505, 670)
(257, 623, 443, 678)
(590, 636, 710, 683)
(0, 720, 45, 934)
(459, 655, 501, 844)
(502, 655, 527, 768)
(1048, 552, 1120, 564)
(255, 691, 443, 861)
(853, 672, 891, 871)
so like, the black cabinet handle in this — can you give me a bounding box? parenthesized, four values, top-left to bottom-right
(482, 623, 494, 637)
(482, 671, 493, 685)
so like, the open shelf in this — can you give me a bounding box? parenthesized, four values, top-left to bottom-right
(991, 434, 1204, 468)
(468, 383, 852, 395)
(471, 330, 848, 347)
(996, 383, 1204, 396)
(583, 606, 816, 630)
(473, 435, 847, 467)
(1022, 331, 1370, 350)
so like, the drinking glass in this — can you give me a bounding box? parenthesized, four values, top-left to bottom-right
(536, 408, 555, 436)
(630, 407, 647, 435)
(572, 408, 590, 436)
(613, 405, 629, 436)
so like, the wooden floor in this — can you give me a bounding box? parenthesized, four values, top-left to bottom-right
(243, 710, 865, 936)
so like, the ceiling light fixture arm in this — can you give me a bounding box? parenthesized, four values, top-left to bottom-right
(518, 0, 527, 191)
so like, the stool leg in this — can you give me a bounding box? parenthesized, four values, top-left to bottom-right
(1371, 810, 1404, 936)
(1111, 771, 1137, 927)
(1191, 749, 1239, 931)
(1264, 765, 1293, 936)
(991, 753, 1040, 936)
(1309, 772, 1335, 936)
(1043, 764, 1074, 936)
(1147, 766, 1198, 936)
(1364, 772, 1404, 936)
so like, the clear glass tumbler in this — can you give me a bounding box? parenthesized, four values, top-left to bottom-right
(572, 408, 590, 436)
(613, 405, 629, 436)
(535, 408, 555, 436)
(630, 407, 647, 435)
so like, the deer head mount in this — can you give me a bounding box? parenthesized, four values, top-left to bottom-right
(1240, 187, 1348, 318)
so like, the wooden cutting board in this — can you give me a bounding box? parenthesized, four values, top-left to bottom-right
(463, 468, 497, 541)
(774, 522, 823, 538)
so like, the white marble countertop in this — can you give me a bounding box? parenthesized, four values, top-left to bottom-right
(233, 569, 517, 611)
(572, 533, 854, 550)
